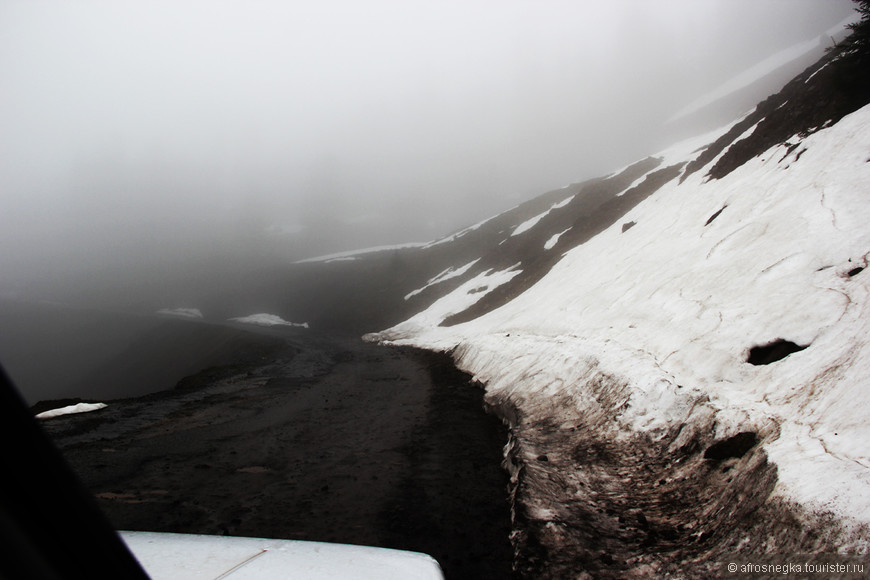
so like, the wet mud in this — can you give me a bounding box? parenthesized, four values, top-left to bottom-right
(42, 331, 513, 580)
(488, 390, 864, 579)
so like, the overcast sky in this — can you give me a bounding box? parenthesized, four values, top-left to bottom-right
(0, 0, 857, 285)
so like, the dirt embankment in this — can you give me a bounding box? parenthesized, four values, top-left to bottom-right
(485, 382, 864, 579)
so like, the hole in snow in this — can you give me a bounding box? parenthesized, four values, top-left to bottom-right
(621, 221, 636, 233)
(746, 339, 808, 365)
(848, 266, 864, 277)
(704, 206, 726, 226)
(703, 432, 758, 461)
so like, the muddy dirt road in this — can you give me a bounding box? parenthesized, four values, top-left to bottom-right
(42, 329, 513, 579)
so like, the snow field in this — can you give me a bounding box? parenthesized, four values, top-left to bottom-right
(376, 104, 870, 528)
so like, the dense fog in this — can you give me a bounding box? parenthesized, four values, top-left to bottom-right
(0, 0, 857, 296)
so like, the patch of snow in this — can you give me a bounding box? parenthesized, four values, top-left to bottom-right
(511, 196, 575, 237)
(376, 104, 870, 525)
(551, 196, 573, 210)
(36, 402, 107, 420)
(511, 213, 546, 237)
(156, 308, 203, 319)
(609, 115, 752, 192)
(229, 314, 309, 328)
(370, 264, 523, 341)
(661, 114, 756, 169)
(616, 172, 651, 197)
(805, 63, 829, 84)
(544, 228, 571, 250)
(729, 120, 762, 148)
(422, 216, 495, 249)
(405, 259, 480, 300)
(295, 243, 427, 264)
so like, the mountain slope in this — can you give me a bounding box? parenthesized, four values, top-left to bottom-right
(315, 51, 870, 576)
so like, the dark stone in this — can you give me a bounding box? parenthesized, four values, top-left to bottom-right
(704, 432, 758, 461)
(636, 511, 649, 530)
(747, 339, 809, 365)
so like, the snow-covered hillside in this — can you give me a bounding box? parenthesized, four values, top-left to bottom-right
(353, 52, 870, 575)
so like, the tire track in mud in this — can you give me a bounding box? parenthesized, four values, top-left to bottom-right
(493, 392, 861, 579)
(378, 349, 513, 579)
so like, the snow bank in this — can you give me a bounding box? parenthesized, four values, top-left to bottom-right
(35, 402, 107, 420)
(375, 104, 870, 526)
(229, 314, 309, 328)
